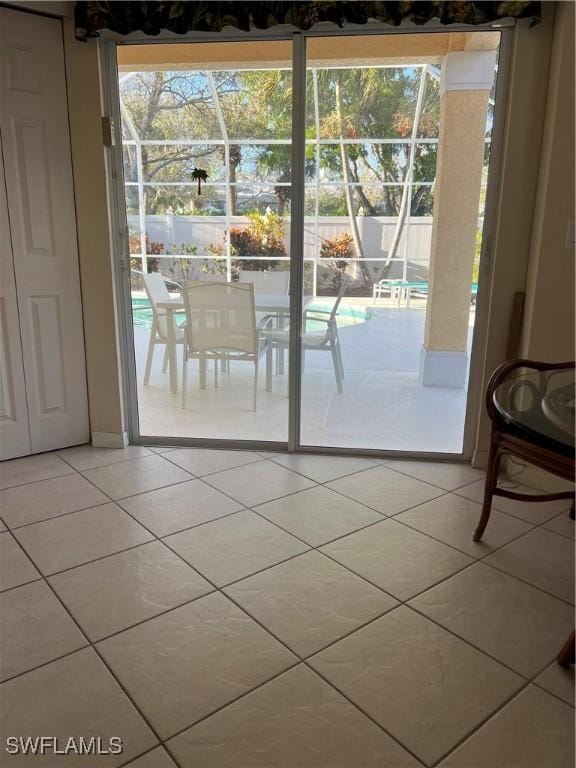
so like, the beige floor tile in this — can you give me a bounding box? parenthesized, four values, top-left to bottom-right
(57, 444, 153, 471)
(0, 452, 74, 490)
(169, 665, 420, 768)
(310, 605, 522, 766)
(146, 446, 178, 454)
(204, 461, 316, 507)
(50, 541, 213, 641)
(0, 581, 86, 681)
(483, 528, 574, 604)
(322, 519, 472, 600)
(456, 480, 571, 524)
(386, 460, 485, 491)
(82, 455, 191, 500)
(395, 494, 533, 558)
(98, 592, 296, 739)
(326, 466, 444, 515)
(0, 474, 108, 529)
(439, 685, 574, 768)
(255, 485, 382, 546)
(225, 550, 396, 657)
(269, 453, 377, 483)
(0, 519, 6, 532)
(0, 533, 40, 592)
(127, 747, 177, 767)
(14, 503, 153, 575)
(165, 448, 264, 476)
(534, 662, 575, 707)
(165, 510, 308, 587)
(0, 648, 157, 766)
(410, 563, 574, 677)
(543, 510, 575, 540)
(118, 479, 243, 537)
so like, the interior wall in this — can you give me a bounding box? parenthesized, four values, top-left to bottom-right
(470, 3, 557, 465)
(2, 1, 72, 16)
(5, 2, 563, 452)
(500, 0, 574, 491)
(62, 17, 127, 443)
(521, 0, 575, 362)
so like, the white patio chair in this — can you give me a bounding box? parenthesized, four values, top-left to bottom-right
(262, 279, 347, 394)
(373, 277, 402, 305)
(239, 269, 289, 295)
(142, 272, 185, 385)
(180, 281, 272, 411)
(240, 270, 290, 371)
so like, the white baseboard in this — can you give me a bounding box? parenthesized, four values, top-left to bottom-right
(471, 449, 488, 469)
(91, 431, 129, 449)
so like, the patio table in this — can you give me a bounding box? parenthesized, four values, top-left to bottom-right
(156, 293, 311, 394)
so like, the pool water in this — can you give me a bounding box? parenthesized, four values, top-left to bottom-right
(131, 297, 375, 330)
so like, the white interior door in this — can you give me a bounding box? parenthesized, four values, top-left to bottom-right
(0, 8, 89, 454)
(0, 136, 31, 460)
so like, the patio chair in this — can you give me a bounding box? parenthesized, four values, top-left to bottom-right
(142, 272, 185, 385)
(262, 279, 347, 394)
(180, 281, 272, 411)
(372, 278, 405, 305)
(239, 269, 289, 295)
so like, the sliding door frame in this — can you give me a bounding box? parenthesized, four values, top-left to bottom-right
(100, 22, 512, 460)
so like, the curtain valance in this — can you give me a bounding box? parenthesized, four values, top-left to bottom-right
(74, 2, 541, 42)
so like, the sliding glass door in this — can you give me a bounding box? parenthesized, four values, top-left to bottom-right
(114, 28, 501, 454)
(118, 40, 293, 443)
(298, 33, 499, 453)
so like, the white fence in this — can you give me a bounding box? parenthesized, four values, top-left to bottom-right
(128, 214, 434, 291)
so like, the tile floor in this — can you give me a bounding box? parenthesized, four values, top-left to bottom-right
(0, 446, 573, 767)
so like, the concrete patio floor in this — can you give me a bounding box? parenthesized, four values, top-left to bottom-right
(133, 301, 475, 453)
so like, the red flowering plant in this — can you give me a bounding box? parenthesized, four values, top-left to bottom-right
(320, 232, 354, 289)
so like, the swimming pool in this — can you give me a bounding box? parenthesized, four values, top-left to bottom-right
(131, 297, 375, 330)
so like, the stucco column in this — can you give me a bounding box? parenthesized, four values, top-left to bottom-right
(420, 51, 496, 387)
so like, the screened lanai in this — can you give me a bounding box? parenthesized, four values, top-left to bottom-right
(117, 33, 499, 452)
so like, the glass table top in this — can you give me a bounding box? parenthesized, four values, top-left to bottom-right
(493, 369, 575, 455)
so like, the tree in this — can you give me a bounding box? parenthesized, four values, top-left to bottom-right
(191, 167, 208, 195)
(121, 71, 224, 217)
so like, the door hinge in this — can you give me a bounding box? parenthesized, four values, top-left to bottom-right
(102, 116, 116, 148)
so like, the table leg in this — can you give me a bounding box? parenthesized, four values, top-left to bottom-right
(166, 308, 178, 394)
(473, 430, 502, 542)
(278, 312, 287, 375)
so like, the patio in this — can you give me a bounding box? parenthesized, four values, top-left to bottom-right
(134, 296, 474, 452)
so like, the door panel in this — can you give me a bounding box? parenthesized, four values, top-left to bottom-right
(299, 34, 499, 453)
(116, 40, 293, 443)
(0, 138, 31, 459)
(0, 8, 89, 453)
